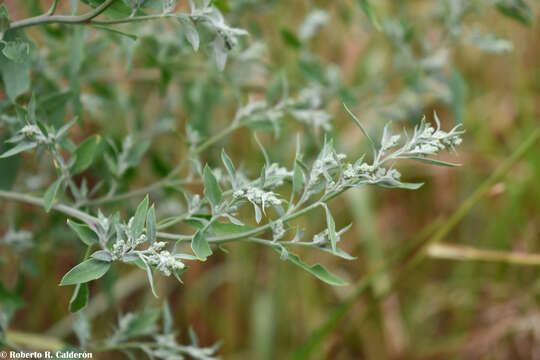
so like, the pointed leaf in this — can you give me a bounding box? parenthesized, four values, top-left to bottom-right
(72, 135, 101, 174)
(203, 164, 222, 207)
(69, 283, 89, 313)
(0, 141, 37, 158)
(344, 104, 377, 155)
(323, 205, 337, 252)
(162, 300, 173, 334)
(67, 219, 98, 246)
(293, 160, 304, 193)
(44, 178, 63, 213)
(182, 18, 199, 51)
(191, 230, 212, 261)
(357, 0, 381, 30)
(409, 157, 461, 167)
(60, 259, 111, 286)
(146, 204, 156, 244)
(272, 246, 347, 286)
(131, 195, 149, 238)
(145, 263, 158, 298)
(495, 0, 532, 25)
(212, 35, 227, 71)
(91, 25, 138, 40)
(221, 149, 236, 188)
(0, 6, 10, 38)
(377, 181, 424, 190)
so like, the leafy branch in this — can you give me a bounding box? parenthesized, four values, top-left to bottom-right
(0, 105, 464, 302)
(7, 0, 117, 31)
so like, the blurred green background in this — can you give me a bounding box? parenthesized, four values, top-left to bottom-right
(1, 0, 540, 359)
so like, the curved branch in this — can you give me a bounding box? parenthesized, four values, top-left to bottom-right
(8, 0, 117, 31)
(0, 190, 98, 225)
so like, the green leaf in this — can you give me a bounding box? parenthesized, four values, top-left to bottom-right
(162, 300, 173, 334)
(177, 16, 199, 51)
(221, 149, 236, 188)
(377, 181, 424, 190)
(132, 195, 149, 238)
(212, 35, 227, 71)
(146, 205, 156, 244)
(91, 25, 138, 40)
(2, 40, 30, 63)
(0, 134, 21, 190)
(293, 160, 304, 194)
(72, 135, 101, 174)
(357, 0, 381, 30)
(70, 28, 85, 122)
(0, 30, 33, 101)
(67, 219, 98, 246)
(272, 246, 347, 286)
(145, 262, 158, 298)
(495, 0, 532, 26)
(124, 308, 160, 337)
(324, 205, 337, 252)
(44, 178, 63, 213)
(0, 141, 37, 158)
(210, 222, 254, 235)
(449, 67, 467, 125)
(0, 5, 9, 39)
(254, 133, 270, 166)
(203, 164, 222, 207)
(344, 104, 377, 155)
(69, 283, 89, 313)
(28, 92, 37, 122)
(125, 139, 150, 167)
(39, 90, 73, 128)
(409, 157, 461, 167)
(191, 230, 212, 261)
(173, 267, 188, 284)
(281, 28, 302, 48)
(60, 259, 111, 286)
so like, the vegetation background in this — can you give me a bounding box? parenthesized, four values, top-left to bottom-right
(1, 0, 539, 359)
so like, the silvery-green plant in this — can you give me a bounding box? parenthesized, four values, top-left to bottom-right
(0, 0, 533, 357)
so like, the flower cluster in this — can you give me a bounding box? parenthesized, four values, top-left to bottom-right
(106, 224, 186, 277)
(289, 109, 332, 132)
(233, 186, 282, 223)
(234, 187, 281, 208)
(265, 162, 293, 187)
(143, 242, 186, 277)
(335, 113, 463, 190)
(110, 218, 148, 261)
(272, 220, 285, 241)
(7, 123, 53, 147)
(343, 162, 402, 184)
(309, 149, 347, 186)
(396, 115, 464, 158)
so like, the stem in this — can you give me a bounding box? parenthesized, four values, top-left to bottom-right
(91, 13, 178, 25)
(8, 0, 117, 31)
(427, 243, 540, 265)
(0, 190, 98, 225)
(157, 196, 331, 244)
(47, 0, 60, 16)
